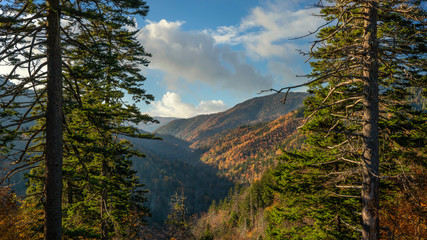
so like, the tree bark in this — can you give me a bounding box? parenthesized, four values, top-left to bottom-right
(361, 1, 379, 239)
(101, 159, 108, 240)
(45, 0, 63, 238)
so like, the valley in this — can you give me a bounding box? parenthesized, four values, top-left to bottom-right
(130, 92, 307, 224)
(4, 91, 308, 226)
(1, 1, 425, 239)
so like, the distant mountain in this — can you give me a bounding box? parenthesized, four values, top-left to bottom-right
(130, 110, 305, 223)
(128, 92, 308, 224)
(0, 79, 34, 127)
(137, 116, 178, 132)
(155, 92, 308, 142)
(3, 89, 308, 225)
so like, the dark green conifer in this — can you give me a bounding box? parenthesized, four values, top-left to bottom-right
(165, 192, 193, 239)
(266, 0, 425, 239)
(1, 0, 156, 238)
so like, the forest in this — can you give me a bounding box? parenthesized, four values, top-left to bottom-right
(0, 0, 426, 240)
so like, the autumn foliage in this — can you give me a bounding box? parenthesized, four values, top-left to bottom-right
(381, 169, 427, 239)
(0, 186, 21, 239)
(198, 111, 304, 183)
(0, 186, 43, 239)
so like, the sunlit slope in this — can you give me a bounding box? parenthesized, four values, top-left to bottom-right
(155, 92, 308, 142)
(195, 110, 305, 183)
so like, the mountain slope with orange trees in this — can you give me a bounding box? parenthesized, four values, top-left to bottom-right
(155, 92, 308, 143)
(195, 110, 305, 183)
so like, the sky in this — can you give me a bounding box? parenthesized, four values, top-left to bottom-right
(133, 0, 323, 118)
(0, 0, 322, 119)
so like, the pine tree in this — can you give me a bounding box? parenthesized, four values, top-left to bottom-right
(45, 0, 63, 237)
(165, 192, 193, 239)
(1, 0, 155, 238)
(266, 0, 425, 239)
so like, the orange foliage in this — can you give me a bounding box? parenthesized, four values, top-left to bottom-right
(0, 186, 21, 239)
(381, 170, 427, 239)
(0, 186, 44, 239)
(199, 111, 304, 183)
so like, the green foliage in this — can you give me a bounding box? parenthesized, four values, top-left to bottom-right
(193, 170, 276, 240)
(265, 0, 426, 239)
(194, 1, 425, 240)
(199, 224, 214, 240)
(1, 0, 156, 238)
(0, 101, 18, 156)
(165, 192, 193, 239)
(264, 152, 361, 239)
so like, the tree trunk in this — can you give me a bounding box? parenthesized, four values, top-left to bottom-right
(45, 0, 63, 238)
(101, 159, 108, 240)
(361, 1, 379, 239)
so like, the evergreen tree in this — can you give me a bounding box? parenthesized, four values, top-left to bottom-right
(165, 192, 193, 239)
(1, 0, 155, 238)
(0, 0, 63, 236)
(266, 0, 425, 239)
(45, 0, 63, 237)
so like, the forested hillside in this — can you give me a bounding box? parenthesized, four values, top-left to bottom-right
(128, 107, 308, 235)
(129, 101, 307, 224)
(1, 0, 425, 239)
(129, 134, 233, 224)
(196, 110, 305, 183)
(155, 92, 307, 142)
(191, 0, 427, 239)
(193, 156, 426, 240)
(138, 117, 178, 133)
(1, 89, 308, 227)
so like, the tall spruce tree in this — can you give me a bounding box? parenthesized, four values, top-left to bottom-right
(165, 192, 193, 240)
(1, 0, 155, 238)
(266, 0, 425, 239)
(45, 0, 63, 237)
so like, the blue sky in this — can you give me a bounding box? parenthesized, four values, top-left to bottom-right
(133, 0, 322, 118)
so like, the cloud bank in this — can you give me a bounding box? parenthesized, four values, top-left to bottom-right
(149, 91, 228, 118)
(138, 0, 322, 118)
(138, 20, 273, 93)
(211, 1, 321, 85)
(212, 3, 320, 58)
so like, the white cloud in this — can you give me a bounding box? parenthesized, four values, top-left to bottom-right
(207, 1, 321, 88)
(148, 91, 228, 118)
(268, 60, 306, 86)
(212, 2, 321, 59)
(137, 20, 273, 93)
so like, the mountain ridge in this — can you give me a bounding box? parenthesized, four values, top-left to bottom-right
(154, 92, 308, 142)
(137, 116, 178, 132)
